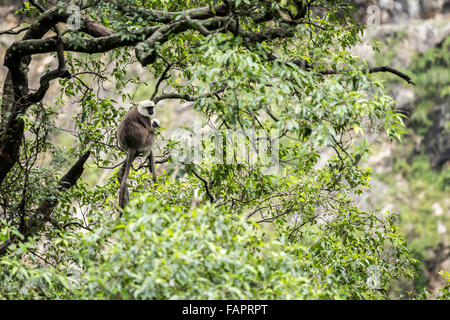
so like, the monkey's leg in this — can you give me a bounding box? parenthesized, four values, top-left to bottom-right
(117, 162, 126, 184)
(119, 149, 137, 210)
(147, 150, 157, 182)
(117, 163, 130, 206)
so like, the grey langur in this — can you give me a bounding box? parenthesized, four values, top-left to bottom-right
(117, 100, 160, 209)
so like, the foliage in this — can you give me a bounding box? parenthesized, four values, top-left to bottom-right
(0, 193, 416, 299)
(437, 271, 450, 300)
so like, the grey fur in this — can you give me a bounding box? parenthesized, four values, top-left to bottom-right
(117, 102, 159, 210)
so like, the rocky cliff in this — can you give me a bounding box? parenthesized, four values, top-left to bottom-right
(354, 0, 450, 22)
(352, 0, 450, 170)
(353, 0, 450, 294)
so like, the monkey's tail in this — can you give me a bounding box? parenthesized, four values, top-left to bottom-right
(119, 148, 137, 210)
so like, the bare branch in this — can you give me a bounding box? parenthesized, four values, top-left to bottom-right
(154, 84, 227, 104)
(26, 35, 71, 103)
(191, 170, 215, 203)
(0, 26, 29, 35)
(320, 66, 415, 85)
(150, 58, 184, 101)
(368, 66, 415, 85)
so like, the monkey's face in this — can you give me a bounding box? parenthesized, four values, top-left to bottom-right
(137, 100, 155, 117)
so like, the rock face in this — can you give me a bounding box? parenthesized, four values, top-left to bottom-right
(425, 105, 450, 169)
(352, 1, 450, 295)
(352, 0, 450, 170)
(354, 0, 450, 23)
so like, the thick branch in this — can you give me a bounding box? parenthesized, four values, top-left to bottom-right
(81, 17, 114, 37)
(32, 151, 91, 222)
(135, 22, 190, 66)
(368, 66, 415, 85)
(27, 36, 71, 103)
(0, 8, 69, 185)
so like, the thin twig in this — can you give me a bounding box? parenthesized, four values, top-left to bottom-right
(191, 170, 215, 203)
(151, 57, 184, 101)
(0, 26, 29, 35)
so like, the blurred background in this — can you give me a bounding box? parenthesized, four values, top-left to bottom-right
(0, 0, 449, 296)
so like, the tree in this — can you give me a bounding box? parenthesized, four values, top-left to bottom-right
(0, 0, 420, 299)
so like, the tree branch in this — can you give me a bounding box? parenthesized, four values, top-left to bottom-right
(319, 66, 415, 85)
(0, 3, 111, 186)
(26, 35, 71, 104)
(191, 170, 215, 203)
(153, 84, 227, 104)
(81, 17, 114, 37)
(0, 26, 29, 35)
(0, 151, 91, 257)
(150, 58, 184, 101)
(368, 66, 415, 85)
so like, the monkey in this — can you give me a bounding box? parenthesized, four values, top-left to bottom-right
(117, 100, 160, 209)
